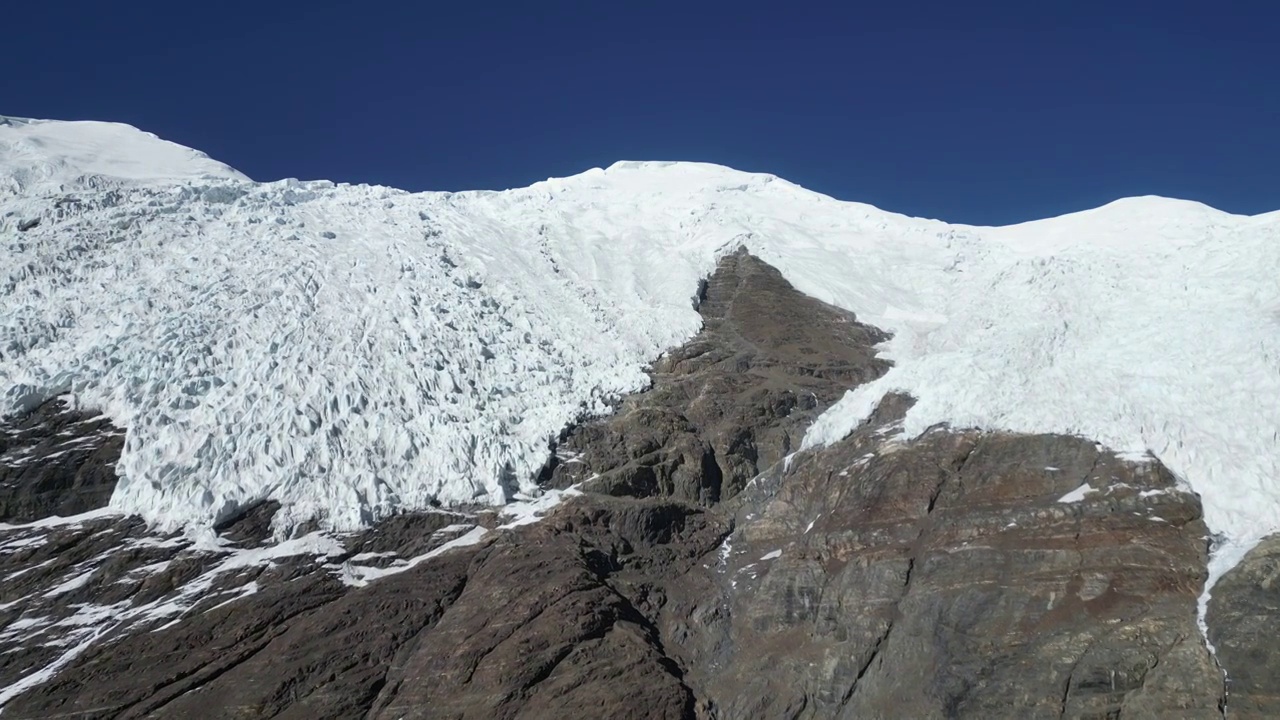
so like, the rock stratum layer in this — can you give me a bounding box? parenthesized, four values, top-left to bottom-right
(2, 252, 1278, 719)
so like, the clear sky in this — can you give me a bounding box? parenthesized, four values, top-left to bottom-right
(4, 1, 1276, 225)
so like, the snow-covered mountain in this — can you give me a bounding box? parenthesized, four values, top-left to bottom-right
(2, 113, 1278, 579)
(5, 115, 1280, 717)
(0, 116, 247, 190)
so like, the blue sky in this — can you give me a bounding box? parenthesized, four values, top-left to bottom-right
(4, 1, 1276, 224)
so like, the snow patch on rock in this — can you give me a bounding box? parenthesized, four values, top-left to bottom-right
(1057, 483, 1098, 504)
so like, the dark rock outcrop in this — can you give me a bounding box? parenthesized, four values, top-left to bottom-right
(0, 397, 124, 522)
(548, 248, 889, 504)
(367, 499, 724, 720)
(1208, 534, 1280, 717)
(0, 506, 483, 720)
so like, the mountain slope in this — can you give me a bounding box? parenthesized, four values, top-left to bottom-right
(0, 119, 1274, 538)
(0, 251, 1232, 719)
(2, 111, 1280, 710)
(2, 118, 1277, 578)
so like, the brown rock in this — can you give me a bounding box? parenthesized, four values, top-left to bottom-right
(661, 396, 1223, 718)
(548, 247, 888, 504)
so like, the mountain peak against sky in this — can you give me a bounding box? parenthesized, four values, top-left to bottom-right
(3, 116, 1267, 229)
(0, 115, 248, 191)
(1, 117, 1277, 591)
(7, 2, 1275, 224)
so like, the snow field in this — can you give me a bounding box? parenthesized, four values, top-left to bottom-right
(1, 119, 1277, 577)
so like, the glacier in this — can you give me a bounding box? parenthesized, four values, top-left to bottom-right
(1, 116, 1278, 572)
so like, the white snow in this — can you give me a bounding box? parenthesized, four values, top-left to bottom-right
(193, 531, 346, 567)
(0, 508, 120, 532)
(2, 616, 49, 634)
(0, 621, 108, 707)
(338, 525, 489, 587)
(1058, 483, 1098, 503)
(348, 550, 399, 563)
(0, 116, 247, 192)
(1, 118, 1278, 597)
(498, 487, 582, 529)
(0, 529, 348, 708)
(1199, 536, 1262, 655)
(3, 558, 55, 582)
(0, 535, 47, 554)
(43, 568, 96, 597)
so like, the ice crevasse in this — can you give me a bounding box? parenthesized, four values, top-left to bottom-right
(1, 117, 1277, 580)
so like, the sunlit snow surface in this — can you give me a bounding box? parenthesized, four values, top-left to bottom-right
(0, 115, 247, 189)
(2, 119, 1278, 565)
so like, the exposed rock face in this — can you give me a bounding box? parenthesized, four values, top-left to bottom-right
(547, 248, 890, 503)
(0, 504, 481, 719)
(1208, 534, 1280, 717)
(0, 397, 124, 522)
(0, 497, 723, 719)
(662, 395, 1224, 718)
(0, 251, 1271, 718)
(366, 499, 723, 720)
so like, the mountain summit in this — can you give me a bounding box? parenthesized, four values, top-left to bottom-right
(2, 118, 1275, 545)
(2, 118, 1280, 718)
